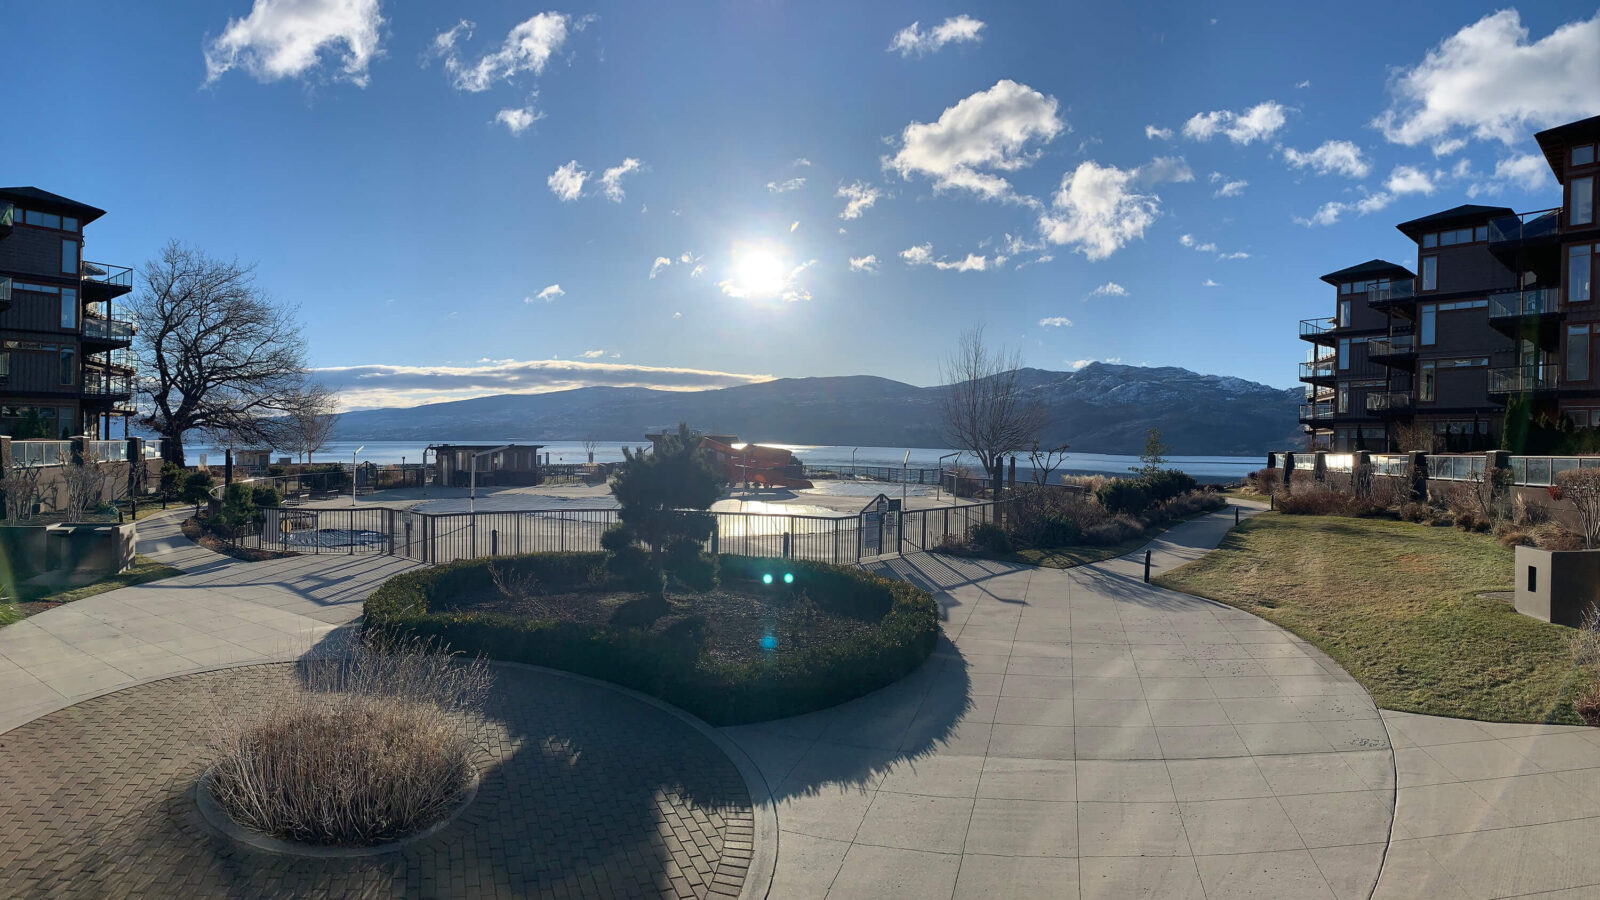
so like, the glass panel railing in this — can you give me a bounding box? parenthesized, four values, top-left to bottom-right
(1299, 317, 1335, 339)
(1369, 282, 1416, 303)
(80, 261, 133, 289)
(13, 440, 72, 467)
(82, 372, 133, 396)
(0, 275, 11, 304)
(1367, 335, 1415, 357)
(1487, 288, 1561, 319)
(1298, 403, 1333, 420)
(1366, 391, 1414, 412)
(1488, 208, 1562, 244)
(0, 201, 12, 228)
(82, 315, 135, 341)
(86, 440, 129, 462)
(1299, 358, 1336, 380)
(1487, 365, 1558, 393)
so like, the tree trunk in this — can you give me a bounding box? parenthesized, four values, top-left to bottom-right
(162, 433, 187, 468)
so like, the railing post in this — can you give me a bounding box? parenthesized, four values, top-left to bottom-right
(491, 528, 499, 556)
(782, 531, 791, 560)
(711, 519, 719, 555)
(1144, 550, 1152, 583)
(896, 510, 903, 556)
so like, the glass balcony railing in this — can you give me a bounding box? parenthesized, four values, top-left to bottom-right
(82, 315, 135, 341)
(1366, 391, 1415, 412)
(0, 201, 13, 228)
(1488, 365, 1559, 394)
(82, 372, 133, 396)
(1488, 288, 1561, 320)
(86, 440, 129, 462)
(0, 275, 11, 304)
(13, 440, 71, 467)
(1488, 208, 1561, 245)
(1366, 335, 1415, 357)
(1368, 282, 1416, 304)
(1298, 357, 1336, 381)
(1299, 317, 1336, 340)
(1298, 402, 1334, 421)
(81, 261, 133, 289)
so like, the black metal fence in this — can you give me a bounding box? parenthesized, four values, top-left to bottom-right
(802, 465, 945, 484)
(222, 500, 1008, 566)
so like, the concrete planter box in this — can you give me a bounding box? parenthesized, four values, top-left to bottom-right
(1514, 545, 1600, 627)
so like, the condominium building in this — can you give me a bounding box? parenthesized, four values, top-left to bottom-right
(0, 187, 135, 440)
(1298, 115, 1600, 451)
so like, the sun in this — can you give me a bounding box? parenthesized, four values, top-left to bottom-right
(730, 247, 788, 298)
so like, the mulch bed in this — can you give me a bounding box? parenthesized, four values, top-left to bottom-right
(437, 576, 882, 665)
(182, 518, 298, 561)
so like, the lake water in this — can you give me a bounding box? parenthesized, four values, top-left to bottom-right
(191, 440, 1264, 481)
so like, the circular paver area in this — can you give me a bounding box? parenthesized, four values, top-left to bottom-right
(0, 663, 755, 899)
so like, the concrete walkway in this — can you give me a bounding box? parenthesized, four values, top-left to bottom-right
(0, 511, 416, 732)
(3, 504, 1598, 898)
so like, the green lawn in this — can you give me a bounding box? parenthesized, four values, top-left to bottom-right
(1155, 513, 1592, 724)
(1, 555, 182, 627)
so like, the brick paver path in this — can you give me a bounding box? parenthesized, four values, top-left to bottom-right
(0, 663, 754, 899)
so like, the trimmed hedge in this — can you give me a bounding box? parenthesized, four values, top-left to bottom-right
(364, 552, 939, 726)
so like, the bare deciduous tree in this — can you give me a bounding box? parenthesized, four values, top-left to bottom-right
(1027, 440, 1071, 486)
(284, 384, 340, 464)
(61, 460, 113, 521)
(0, 465, 42, 524)
(1392, 421, 1441, 453)
(939, 326, 1047, 489)
(582, 437, 599, 464)
(131, 241, 312, 466)
(1555, 469, 1600, 549)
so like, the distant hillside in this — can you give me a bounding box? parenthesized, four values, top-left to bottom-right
(331, 363, 1303, 456)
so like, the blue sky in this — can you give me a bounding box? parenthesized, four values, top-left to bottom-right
(6, 1, 1598, 409)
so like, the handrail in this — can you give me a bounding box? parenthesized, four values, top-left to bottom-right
(80, 260, 133, 288)
(1298, 359, 1336, 380)
(1369, 282, 1416, 303)
(82, 314, 135, 341)
(1366, 391, 1414, 412)
(1366, 336, 1415, 357)
(1487, 288, 1561, 319)
(1488, 208, 1561, 244)
(1487, 365, 1558, 394)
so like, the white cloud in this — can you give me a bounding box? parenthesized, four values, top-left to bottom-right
(1219, 251, 1250, 260)
(836, 181, 882, 219)
(1375, 10, 1600, 147)
(672, 311, 682, 319)
(1145, 125, 1173, 140)
(1038, 157, 1188, 260)
(547, 160, 588, 202)
(314, 358, 771, 409)
(1282, 140, 1370, 178)
(494, 104, 543, 134)
(1432, 137, 1468, 157)
(1295, 80, 1312, 89)
(649, 257, 672, 279)
(1038, 316, 1073, 327)
(792, 157, 812, 167)
(599, 158, 642, 202)
(529, 284, 564, 302)
(1067, 357, 1121, 370)
(900, 243, 989, 271)
(204, 0, 383, 85)
(1179, 234, 1216, 253)
(1209, 172, 1249, 197)
(767, 177, 806, 193)
(579, 349, 605, 359)
(717, 258, 816, 302)
(1203, 279, 1220, 287)
(1385, 164, 1436, 196)
(1087, 282, 1127, 298)
(1137, 156, 1194, 185)
(1182, 101, 1288, 144)
(888, 14, 985, 56)
(432, 12, 580, 92)
(885, 79, 1065, 201)
(689, 264, 705, 278)
(1467, 153, 1554, 197)
(1293, 190, 1395, 227)
(849, 254, 878, 272)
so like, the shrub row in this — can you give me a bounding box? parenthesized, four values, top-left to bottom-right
(364, 552, 939, 726)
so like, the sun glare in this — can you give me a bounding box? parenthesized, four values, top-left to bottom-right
(730, 247, 788, 298)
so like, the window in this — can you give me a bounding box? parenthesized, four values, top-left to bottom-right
(1573, 176, 1595, 227)
(1422, 233, 1437, 248)
(1338, 299, 1350, 327)
(1574, 145, 1596, 167)
(1475, 225, 1488, 242)
(1421, 256, 1437, 291)
(1572, 244, 1593, 303)
(0, 351, 9, 378)
(60, 289, 76, 329)
(1338, 338, 1350, 370)
(59, 347, 75, 386)
(1337, 383, 1349, 414)
(62, 216, 78, 232)
(1340, 282, 1351, 294)
(1568, 325, 1590, 383)
(61, 240, 78, 275)
(1419, 304, 1437, 345)
(1419, 361, 1436, 401)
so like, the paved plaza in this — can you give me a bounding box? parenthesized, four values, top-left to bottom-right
(1, 504, 1598, 898)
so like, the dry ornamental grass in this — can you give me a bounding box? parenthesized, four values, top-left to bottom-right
(207, 635, 492, 846)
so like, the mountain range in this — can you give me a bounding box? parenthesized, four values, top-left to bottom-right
(330, 363, 1303, 457)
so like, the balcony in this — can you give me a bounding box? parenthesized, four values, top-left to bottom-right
(81, 260, 133, 301)
(81, 371, 133, 399)
(82, 314, 135, 346)
(1488, 364, 1559, 395)
(1298, 402, 1334, 423)
(1488, 208, 1561, 256)
(1298, 356, 1336, 384)
(1487, 288, 1563, 339)
(0, 201, 12, 237)
(1366, 334, 1416, 366)
(1367, 281, 1417, 310)
(1299, 317, 1337, 345)
(1367, 391, 1415, 415)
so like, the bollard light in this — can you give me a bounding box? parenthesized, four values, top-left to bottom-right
(762, 573, 773, 585)
(783, 572, 794, 584)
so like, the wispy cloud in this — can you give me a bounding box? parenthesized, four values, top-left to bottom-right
(1086, 282, 1127, 298)
(599, 158, 643, 201)
(1182, 101, 1288, 144)
(1145, 125, 1173, 140)
(548, 161, 588, 202)
(837, 181, 882, 219)
(529, 284, 564, 302)
(888, 15, 985, 56)
(900, 243, 989, 272)
(649, 257, 672, 279)
(767, 177, 806, 193)
(205, 0, 383, 86)
(1282, 140, 1370, 178)
(315, 358, 773, 409)
(848, 255, 879, 272)
(495, 103, 543, 134)
(430, 12, 585, 92)
(1038, 316, 1073, 327)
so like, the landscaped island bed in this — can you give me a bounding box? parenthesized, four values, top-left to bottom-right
(365, 551, 938, 725)
(1156, 513, 1591, 724)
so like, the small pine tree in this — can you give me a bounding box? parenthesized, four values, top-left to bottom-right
(1132, 427, 1170, 478)
(609, 422, 724, 598)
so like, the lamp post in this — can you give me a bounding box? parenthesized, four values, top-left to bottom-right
(901, 450, 910, 507)
(850, 447, 859, 478)
(937, 451, 960, 502)
(351, 445, 364, 506)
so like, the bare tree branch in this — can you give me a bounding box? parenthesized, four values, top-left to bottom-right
(938, 325, 1048, 477)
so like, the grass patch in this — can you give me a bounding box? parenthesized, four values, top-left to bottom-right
(3, 555, 183, 626)
(978, 506, 1226, 571)
(1155, 513, 1591, 724)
